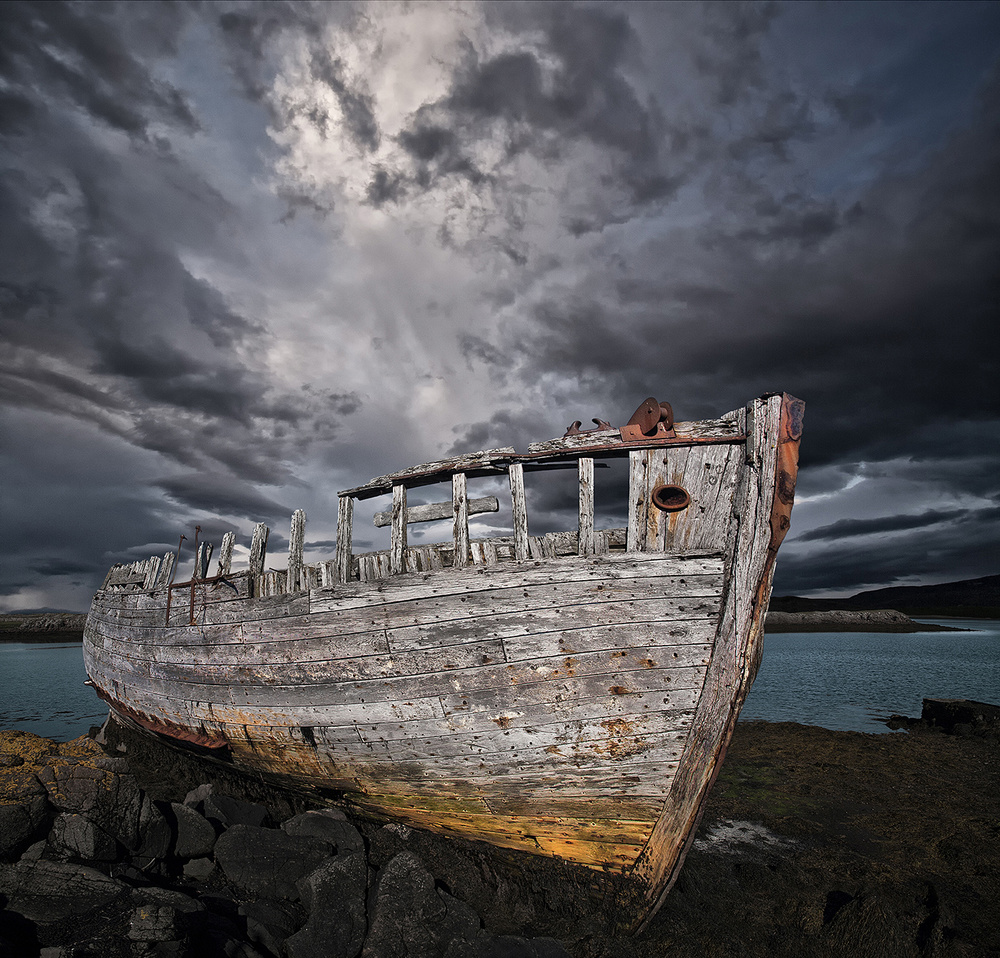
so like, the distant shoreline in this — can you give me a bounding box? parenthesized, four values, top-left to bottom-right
(764, 609, 967, 633)
(0, 612, 86, 642)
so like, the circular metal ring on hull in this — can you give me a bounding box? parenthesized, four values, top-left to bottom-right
(651, 484, 691, 512)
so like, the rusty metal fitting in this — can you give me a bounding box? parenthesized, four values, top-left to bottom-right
(651, 484, 691, 512)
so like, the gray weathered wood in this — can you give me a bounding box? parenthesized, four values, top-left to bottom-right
(578, 457, 595, 556)
(452, 473, 469, 569)
(508, 462, 529, 560)
(341, 447, 517, 500)
(288, 509, 306, 591)
(373, 496, 499, 528)
(217, 532, 235, 576)
(195, 542, 213, 579)
(249, 523, 269, 578)
(390, 485, 407, 576)
(336, 496, 353, 584)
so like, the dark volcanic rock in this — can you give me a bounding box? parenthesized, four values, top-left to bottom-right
(168, 800, 217, 858)
(202, 793, 270, 829)
(283, 808, 366, 856)
(214, 823, 333, 899)
(49, 811, 119, 862)
(0, 858, 127, 921)
(363, 851, 481, 958)
(37, 758, 145, 851)
(0, 796, 48, 861)
(240, 897, 305, 957)
(286, 851, 368, 958)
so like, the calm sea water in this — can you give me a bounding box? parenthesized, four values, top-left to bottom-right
(0, 641, 108, 741)
(742, 618, 1000, 731)
(1, 619, 997, 740)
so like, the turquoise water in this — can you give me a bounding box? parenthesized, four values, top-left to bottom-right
(741, 619, 1000, 732)
(2, 620, 997, 740)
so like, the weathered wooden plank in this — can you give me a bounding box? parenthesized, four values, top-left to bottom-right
(578, 457, 595, 556)
(373, 496, 499, 528)
(627, 450, 648, 551)
(288, 510, 306, 591)
(390, 485, 407, 576)
(508, 462, 529, 560)
(217, 532, 235, 576)
(96, 551, 722, 632)
(452, 473, 469, 569)
(248, 523, 269, 578)
(155, 551, 175, 587)
(341, 447, 517, 500)
(335, 496, 353, 584)
(142, 556, 163, 590)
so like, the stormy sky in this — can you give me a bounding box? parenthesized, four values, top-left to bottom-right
(1, 0, 997, 612)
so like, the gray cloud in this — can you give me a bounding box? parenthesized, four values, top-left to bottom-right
(1, 0, 998, 611)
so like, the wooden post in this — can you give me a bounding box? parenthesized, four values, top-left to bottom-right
(627, 450, 647, 551)
(217, 532, 235, 576)
(249, 523, 269, 578)
(509, 463, 529, 560)
(143, 556, 162, 590)
(452, 473, 469, 568)
(578, 457, 595, 556)
(157, 552, 175, 587)
(335, 496, 354, 584)
(390, 485, 407, 575)
(288, 509, 306, 591)
(195, 541, 213, 578)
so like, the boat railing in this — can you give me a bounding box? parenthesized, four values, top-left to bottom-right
(99, 404, 747, 600)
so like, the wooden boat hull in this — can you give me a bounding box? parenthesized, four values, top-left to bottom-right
(83, 392, 803, 927)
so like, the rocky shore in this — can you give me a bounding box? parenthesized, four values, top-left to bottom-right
(2, 710, 998, 957)
(0, 615, 87, 643)
(763, 609, 963, 632)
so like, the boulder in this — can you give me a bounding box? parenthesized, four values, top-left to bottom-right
(169, 801, 217, 858)
(0, 797, 49, 861)
(37, 760, 145, 851)
(202, 794, 270, 830)
(49, 812, 119, 862)
(0, 858, 127, 921)
(362, 852, 481, 958)
(282, 810, 366, 856)
(285, 851, 368, 958)
(240, 898, 306, 957)
(213, 824, 333, 900)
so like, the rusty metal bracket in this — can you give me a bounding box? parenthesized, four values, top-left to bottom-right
(563, 417, 614, 437)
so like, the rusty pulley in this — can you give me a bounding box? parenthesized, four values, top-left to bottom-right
(620, 397, 675, 441)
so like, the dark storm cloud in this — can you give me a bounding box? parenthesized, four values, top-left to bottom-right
(156, 474, 289, 521)
(775, 510, 1000, 597)
(0, 0, 197, 138)
(797, 509, 972, 543)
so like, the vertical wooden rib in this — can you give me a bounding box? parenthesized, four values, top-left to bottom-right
(249, 523, 269, 578)
(627, 450, 648, 551)
(390, 484, 407, 575)
(217, 532, 235, 576)
(288, 509, 306, 591)
(452, 473, 470, 568)
(509, 463, 529, 560)
(336, 497, 354, 584)
(196, 542, 213, 579)
(157, 552, 174, 587)
(578, 457, 595, 556)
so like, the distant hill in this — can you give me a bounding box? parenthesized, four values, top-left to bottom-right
(771, 575, 1000, 618)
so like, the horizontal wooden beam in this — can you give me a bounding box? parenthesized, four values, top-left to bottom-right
(375, 496, 499, 528)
